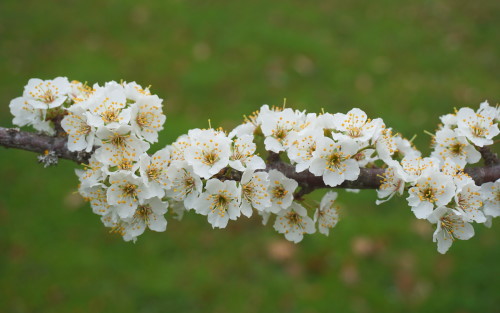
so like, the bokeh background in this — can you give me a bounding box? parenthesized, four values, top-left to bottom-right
(1, 1, 499, 312)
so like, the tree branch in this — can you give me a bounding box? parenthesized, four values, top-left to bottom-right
(0, 127, 92, 164)
(1, 127, 499, 193)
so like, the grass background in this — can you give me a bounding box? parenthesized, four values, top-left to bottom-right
(0, 0, 499, 312)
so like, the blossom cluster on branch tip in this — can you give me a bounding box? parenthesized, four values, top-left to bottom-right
(8, 77, 500, 254)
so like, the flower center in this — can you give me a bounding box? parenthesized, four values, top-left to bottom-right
(449, 142, 465, 156)
(328, 152, 343, 167)
(211, 193, 231, 215)
(134, 204, 152, 221)
(121, 183, 138, 197)
(110, 134, 129, 148)
(420, 186, 437, 203)
(102, 108, 120, 123)
(286, 211, 303, 226)
(41, 89, 57, 104)
(272, 185, 287, 199)
(471, 123, 486, 137)
(202, 150, 219, 166)
(136, 112, 154, 128)
(118, 158, 134, 170)
(147, 166, 160, 181)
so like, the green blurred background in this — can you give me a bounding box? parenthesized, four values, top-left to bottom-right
(0, 0, 499, 312)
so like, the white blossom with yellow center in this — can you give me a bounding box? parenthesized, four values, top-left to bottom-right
(23, 77, 71, 109)
(61, 103, 96, 152)
(164, 161, 203, 209)
(431, 128, 481, 167)
(194, 179, 241, 229)
(94, 125, 150, 167)
(85, 84, 131, 129)
(121, 197, 168, 241)
(138, 148, 171, 198)
(456, 106, 499, 147)
(309, 137, 360, 187)
(332, 108, 383, 143)
(376, 165, 405, 205)
(407, 173, 455, 219)
(267, 169, 298, 214)
(286, 129, 324, 173)
(428, 206, 474, 254)
(184, 128, 232, 179)
(9, 96, 53, 134)
(130, 94, 166, 143)
(454, 183, 485, 223)
(239, 169, 271, 216)
(274, 202, 315, 243)
(229, 135, 265, 171)
(107, 172, 152, 218)
(259, 107, 302, 153)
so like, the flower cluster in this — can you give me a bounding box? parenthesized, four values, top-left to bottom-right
(9, 77, 76, 134)
(377, 101, 500, 253)
(8, 78, 499, 253)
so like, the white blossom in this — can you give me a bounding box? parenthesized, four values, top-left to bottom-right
(478, 100, 499, 122)
(376, 165, 405, 205)
(61, 103, 96, 152)
(239, 170, 271, 216)
(194, 179, 241, 228)
(94, 125, 150, 166)
(68, 80, 93, 103)
(260, 107, 301, 152)
(130, 95, 166, 143)
(309, 137, 360, 187)
(184, 128, 232, 179)
(286, 129, 323, 172)
(164, 161, 203, 209)
(440, 158, 475, 191)
(374, 128, 397, 162)
(394, 135, 421, 158)
(407, 173, 455, 219)
(267, 169, 298, 213)
(428, 206, 474, 254)
(455, 107, 499, 147)
(85, 85, 131, 129)
(431, 128, 481, 167)
(138, 148, 171, 198)
(122, 197, 168, 240)
(274, 202, 315, 243)
(23, 77, 71, 109)
(454, 183, 485, 223)
(229, 135, 265, 171)
(314, 191, 340, 235)
(332, 108, 383, 143)
(9, 97, 54, 134)
(107, 171, 152, 218)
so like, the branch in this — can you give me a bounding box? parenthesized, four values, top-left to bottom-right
(0, 127, 92, 164)
(1, 127, 499, 192)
